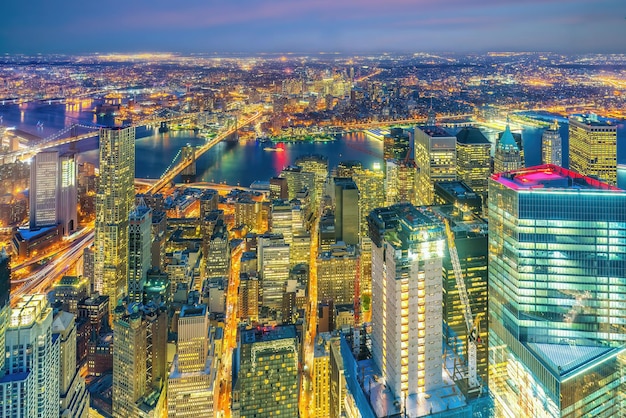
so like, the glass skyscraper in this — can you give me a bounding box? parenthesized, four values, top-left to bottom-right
(489, 164, 626, 417)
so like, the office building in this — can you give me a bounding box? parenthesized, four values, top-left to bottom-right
(493, 124, 522, 174)
(94, 127, 135, 316)
(541, 120, 562, 167)
(29, 151, 77, 235)
(238, 272, 260, 323)
(336, 160, 362, 178)
(414, 126, 457, 205)
(280, 165, 316, 201)
(456, 127, 491, 196)
(128, 200, 152, 303)
(489, 165, 626, 417)
(313, 333, 333, 418)
(317, 242, 358, 305)
(352, 166, 385, 237)
(569, 114, 617, 185)
(205, 221, 229, 279)
(329, 337, 347, 418)
(257, 234, 290, 311)
(295, 154, 329, 206)
(368, 203, 445, 398)
(112, 305, 168, 418)
(383, 127, 411, 162)
(269, 176, 288, 200)
(333, 177, 359, 245)
(434, 180, 483, 216)
(385, 159, 418, 206)
(430, 205, 489, 398)
(0, 295, 59, 418)
(0, 248, 9, 374)
(53, 311, 89, 418)
(233, 326, 299, 417)
(180, 144, 196, 183)
(168, 304, 216, 417)
(53, 275, 89, 314)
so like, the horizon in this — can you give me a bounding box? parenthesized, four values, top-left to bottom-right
(1, 0, 625, 54)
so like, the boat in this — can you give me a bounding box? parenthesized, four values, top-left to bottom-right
(263, 146, 284, 152)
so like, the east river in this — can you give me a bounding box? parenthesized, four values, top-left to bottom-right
(2, 103, 625, 187)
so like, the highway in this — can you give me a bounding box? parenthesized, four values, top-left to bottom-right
(216, 242, 244, 418)
(146, 111, 264, 194)
(10, 230, 93, 304)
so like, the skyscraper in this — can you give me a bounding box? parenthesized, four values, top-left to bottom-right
(257, 233, 290, 311)
(414, 126, 457, 205)
(541, 120, 562, 167)
(29, 151, 77, 235)
(352, 166, 385, 237)
(489, 165, 626, 417)
(0, 295, 59, 418)
(455, 127, 491, 197)
(29, 151, 59, 229)
(112, 305, 167, 418)
(94, 127, 135, 315)
(128, 200, 152, 303)
(493, 124, 522, 174)
(0, 248, 10, 374)
(333, 177, 359, 245)
(233, 326, 299, 417)
(383, 127, 411, 162)
(569, 114, 617, 185)
(168, 304, 217, 417)
(53, 311, 89, 418)
(317, 242, 358, 305)
(385, 159, 418, 206)
(368, 203, 445, 398)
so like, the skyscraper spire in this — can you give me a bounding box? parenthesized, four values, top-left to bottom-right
(426, 97, 436, 126)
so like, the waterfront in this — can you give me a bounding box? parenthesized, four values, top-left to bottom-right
(2, 103, 625, 187)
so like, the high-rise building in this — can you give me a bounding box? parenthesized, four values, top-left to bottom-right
(383, 127, 411, 162)
(295, 154, 329, 206)
(569, 114, 617, 185)
(434, 180, 483, 216)
(238, 272, 260, 323)
(336, 160, 362, 178)
(456, 127, 491, 197)
(128, 200, 152, 303)
(493, 124, 522, 174)
(312, 333, 332, 418)
(205, 221, 229, 279)
(430, 205, 489, 398)
(112, 305, 168, 418)
(368, 203, 445, 398)
(53, 275, 89, 314)
(0, 248, 10, 374)
(352, 167, 385, 237)
(233, 326, 299, 417)
(489, 165, 626, 417)
(94, 127, 135, 316)
(269, 176, 288, 200)
(317, 242, 358, 305)
(29, 151, 77, 235)
(53, 311, 89, 418)
(29, 151, 59, 229)
(414, 126, 457, 205)
(280, 165, 316, 201)
(333, 177, 359, 245)
(168, 304, 217, 417)
(257, 234, 290, 311)
(385, 159, 418, 206)
(329, 337, 347, 418)
(0, 295, 59, 418)
(541, 120, 563, 167)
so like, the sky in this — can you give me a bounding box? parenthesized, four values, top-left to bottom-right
(1, 0, 625, 54)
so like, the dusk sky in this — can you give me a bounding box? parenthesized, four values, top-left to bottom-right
(1, 0, 625, 54)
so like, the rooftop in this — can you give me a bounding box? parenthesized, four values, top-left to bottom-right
(456, 127, 490, 145)
(526, 342, 620, 379)
(180, 304, 207, 318)
(492, 164, 622, 192)
(570, 114, 616, 128)
(241, 324, 297, 345)
(418, 125, 454, 138)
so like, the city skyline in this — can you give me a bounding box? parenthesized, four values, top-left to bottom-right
(1, 0, 625, 54)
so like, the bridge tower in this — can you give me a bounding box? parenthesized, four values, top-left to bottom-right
(159, 121, 169, 133)
(180, 145, 196, 183)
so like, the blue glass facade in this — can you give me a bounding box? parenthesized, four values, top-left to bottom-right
(488, 165, 626, 417)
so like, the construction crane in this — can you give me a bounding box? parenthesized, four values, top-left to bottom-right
(444, 218, 481, 389)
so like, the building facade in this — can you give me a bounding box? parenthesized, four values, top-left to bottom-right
(128, 201, 152, 303)
(493, 124, 522, 174)
(94, 127, 135, 315)
(368, 203, 445, 398)
(489, 165, 626, 417)
(456, 127, 491, 197)
(541, 120, 563, 167)
(414, 126, 457, 206)
(569, 114, 617, 185)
